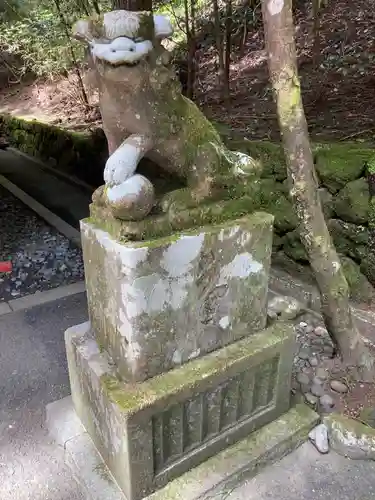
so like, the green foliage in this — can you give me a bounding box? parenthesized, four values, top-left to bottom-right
(0, 0, 110, 78)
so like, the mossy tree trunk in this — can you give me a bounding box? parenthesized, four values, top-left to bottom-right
(367, 157, 375, 285)
(261, 0, 374, 380)
(112, 0, 152, 10)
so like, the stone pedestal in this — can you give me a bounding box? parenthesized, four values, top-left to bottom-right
(66, 321, 295, 500)
(81, 213, 273, 382)
(62, 212, 297, 500)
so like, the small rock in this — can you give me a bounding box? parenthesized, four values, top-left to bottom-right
(316, 367, 328, 380)
(305, 324, 314, 334)
(304, 392, 318, 406)
(319, 394, 335, 411)
(267, 310, 278, 321)
(299, 321, 308, 329)
(309, 357, 319, 367)
(267, 295, 303, 320)
(297, 373, 310, 385)
(323, 345, 334, 356)
(311, 338, 324, 346)
(299, 349, 310, 360)
(324, 413, 375, 460)
(330, 380, 348, 393)
(311, 384, 325, 397)
(312, 376, 324, 386)
(315, 326, 328, 337)
(300, 382, 310, 394)
(309, 424, 329, 454)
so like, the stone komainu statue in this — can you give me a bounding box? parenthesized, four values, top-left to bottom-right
(73, 10, 261, 222)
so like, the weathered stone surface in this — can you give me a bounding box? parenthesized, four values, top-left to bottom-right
(65, 321, 296, 500)
(324, 413, 375, 460)
(328, 219, 368, 262)
(304, 393, 318, 406)
(333, 178, 369, 224)
(267, 295, 304, 320)
(73, 10, 261, 223)
(330, 380, 349, 394)
(81, 213, 273, 382)
(314, 326, 328, 337)
(315, 146, 369, 193)
(309, 423, 329, 454)
(311, 384, 325, 398)
(282, 230, 308, 263)
(340, 256, 375, 304)
(47, 396, 318, 500)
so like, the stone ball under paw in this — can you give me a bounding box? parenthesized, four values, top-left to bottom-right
(106, 174, 155, 221)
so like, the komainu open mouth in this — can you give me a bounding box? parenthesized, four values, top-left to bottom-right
(91, 37, 153, 67)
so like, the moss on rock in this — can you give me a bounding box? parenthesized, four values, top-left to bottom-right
(318, 187, 334, 219)
(324, 413, 375, 460)
(282, 230, 308, 262)
(229, 140, 288, 181)
(254, 179, 297, 233)
(315, 144, 372, 193)
(328, 219, 368, 262)
(0, 113, 107, 186)
(333, 178, 369, 224)
(340, 255, 375, 303)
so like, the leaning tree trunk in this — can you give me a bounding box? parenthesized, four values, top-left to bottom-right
(261, 0, 374, 381)
(112, 0, 152, 10)
(366, 157, 375, 286)
(212, 0, 225, 96)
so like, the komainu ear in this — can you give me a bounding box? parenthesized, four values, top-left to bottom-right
(153, 15, 173, 40)
(72, 19, 94, 43)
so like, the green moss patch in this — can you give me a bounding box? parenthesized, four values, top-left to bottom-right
(340, 255, 375, 303)
(101, 322, 293, 415)
(0, 113, 107, 186)
(315, 144, 372, 193)
(229, 140, 287, 181)
(333, 178, 369, 224)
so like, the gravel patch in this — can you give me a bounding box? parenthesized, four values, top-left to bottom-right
(0, 185, 84, 301)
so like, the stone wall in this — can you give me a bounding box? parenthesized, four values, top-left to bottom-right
(0, 114, 108, 186)
(230, 140, 375, 301)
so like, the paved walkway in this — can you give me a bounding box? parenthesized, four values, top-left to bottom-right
(0, 293, 87, 500)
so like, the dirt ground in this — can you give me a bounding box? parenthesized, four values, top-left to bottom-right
(1, 0, 375, 143)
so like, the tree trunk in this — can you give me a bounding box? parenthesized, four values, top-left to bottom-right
(188, 0, 197, 99)
(366, 158, 375, 287)
(261, 0, 374, 381)
(91, 0, 101, 14)
(53, 0, 89, 107)
(224, 0, 232, 101)
(212, 0, 225, 97)
(112, 0, 152, 10)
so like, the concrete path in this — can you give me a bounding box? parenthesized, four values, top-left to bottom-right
(0, 292, 88, 500)
(227, 442, 375, 500)
(0, 149, 93, 229)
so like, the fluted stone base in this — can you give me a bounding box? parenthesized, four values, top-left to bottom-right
(65, 321, 296, 500)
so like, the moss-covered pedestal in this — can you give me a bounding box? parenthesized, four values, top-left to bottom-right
(65, 212, 297, 500)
